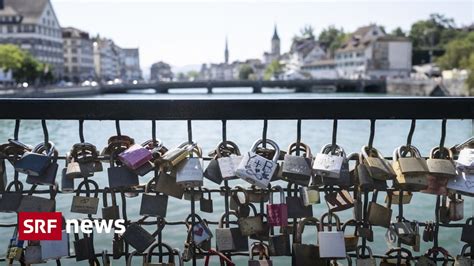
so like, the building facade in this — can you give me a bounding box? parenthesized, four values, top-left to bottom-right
(150, 61, 173, 82)
(93, 37, 119, 81)
(62, 27, 94, 82)
(263, 25, 281, 64)
(335, 24, 412, 79)
(0, 0, 64, 78)
(122, 48, 142, 82)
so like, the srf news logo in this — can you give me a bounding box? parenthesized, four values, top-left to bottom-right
(18, 212, 125, 241)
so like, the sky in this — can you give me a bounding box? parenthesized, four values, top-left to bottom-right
(51, 0, 473, 73)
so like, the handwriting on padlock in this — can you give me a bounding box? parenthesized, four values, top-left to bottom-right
(194, 227, 204, 236)
(244, 154, 273, 181)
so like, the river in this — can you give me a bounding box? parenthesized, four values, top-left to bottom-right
(0, 91, 472, 265)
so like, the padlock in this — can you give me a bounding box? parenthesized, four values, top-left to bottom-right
(248, 242, 273, 266)
(0, 159, 7, 191)
(422, 173, 449, 196)
(386, 191, 412, 205)
(438, 195, 451, 224)
(185, 213, 213, 247)
(156, 169, 184, 199)
(393, 145, 429, 191)
(175, 145, 204, 188)
(292, 217, 326, 266)
(24, 241, 44, 264)
(367, 192, 392, 228)
(427, 146, 457, 177)
(324, 187, 354, 212)
(300, 185, 320, 206)
(313, 143, 346, 179)
(267, 185, 288, 226)
(353, 192, 363, 221)
(238, 206, 264, 236)
(102, 250, 111, 266)
(18, 184, 56, 212)
(236, 139, 279, 189)
(122, 222, 155, 253)
(65, 157, 83, 179)
(41, 230, 69, 260)
(282, 142, 312, 185)
(216, 211, 248, 252)
(183, 187, 202, 201)
(70, 142, 102, 177)
(355, 153, 375, 191)
(137, 139, 166, 176)
(268, 232, 291, 256)
(361, 145, 396, 180)
(102, 187, 120, 221)
(6, 227, 23, 261)
(200, 188, 214, 213)
(215, 141, 243, 181)
(447, 171, 474, 197)
(61, 160, 75, 193)
(455, 244, 473, 266)
(448, 194, 464, 221)
(140, 179, 168, 217)
(112, 234, 124, 259)
(250, 212, 270, 242)
(204, 155, 224, 185)
(403, 221, 420, 252)
(461, 217, 474, 244)
(118, 143, 153, 170)
(73, 232, 95, 261)
(417, 247, 452, 266)
(204, 249, 235, 266)
(14, 141, 57, 176)
(286, 182, 313, 218)
(456, 147, 474, 173)
(356, 245, 376, 266)
(144, 242, 177, 266)
(358, 225, 374, 242)
(247, 186, 270, 203)
(158, 142, 195, 169)
(342, 219, 359, 252)
(230, 186, 250, 216)
(71, 179, 100, 214)
(318, 212, 346, 258)
(380, 247, 412, 266)
(25, 142, 59, 186)
(0, 180, 23, 212)
(108, 148, 139, 189)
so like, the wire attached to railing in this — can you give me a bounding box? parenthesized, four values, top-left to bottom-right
(79, 119, 85, 143)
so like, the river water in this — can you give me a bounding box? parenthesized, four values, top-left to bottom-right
(0, 90, 472, 265)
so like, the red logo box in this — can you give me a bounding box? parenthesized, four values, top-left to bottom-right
(18, 212, 62, 241)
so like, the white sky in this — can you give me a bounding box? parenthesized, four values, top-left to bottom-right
(51, 0, 474, 72)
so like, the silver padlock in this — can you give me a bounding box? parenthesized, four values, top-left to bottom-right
(175, 145, 204, 188)
(313, 143, 346, 179)
(41, 230, 70, 260)
(236, 139, 280, 189)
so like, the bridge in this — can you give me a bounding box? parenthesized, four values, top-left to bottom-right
(100, 79, 386, 94)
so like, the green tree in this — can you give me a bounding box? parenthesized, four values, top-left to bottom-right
(13, 53, 41, 84)
(409, 13, 462, 50)
(391, 27, 406, 37)
(437, 32, 474, 69)
(0, 44, 26, 73)
(238, 64, 254, 80)
(298, 25, 315, 40)
(186, 71, 199, 81)
(318, 26, 346, 56)
(264, 60, 284, 80)
(465, 53, 474, 95)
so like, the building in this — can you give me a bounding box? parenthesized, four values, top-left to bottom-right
(263, 25, 281, 64)
(0, 0, 64, 78)
(62, 27, 94, 82)
(93, 37, 120, 81)
(301, 59, 338, 79)
(150, 61, 173, 82)
(335, 24, 412, 79)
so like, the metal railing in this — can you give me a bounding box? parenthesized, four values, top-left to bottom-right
(0, 97, 473, 265)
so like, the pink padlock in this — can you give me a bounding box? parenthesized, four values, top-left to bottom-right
(267, 185, 288, 226)
(118, 144, 153, 170)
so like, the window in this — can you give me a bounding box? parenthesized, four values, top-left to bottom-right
(72, 57, 78, 63)
(7, 25, 13, 33)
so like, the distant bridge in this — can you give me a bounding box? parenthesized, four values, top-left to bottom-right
(100, 79, 386, 94)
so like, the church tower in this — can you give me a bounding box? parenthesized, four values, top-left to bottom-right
(225, 37, 229, 64)
(271, 25, 280, 56)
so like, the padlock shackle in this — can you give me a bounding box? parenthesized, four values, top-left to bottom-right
(102, 187, 117, 208)
(384, 247, 413, 262)
(6, 180, 23, 193)
(430, 146, 454, 160)
(287, 141, 312, 158)
(249, 242, 270, 261)
(146, 242, 175, 264)
(218, 211, 239, 228)
(321, 143, 346, 157)
(342, 219, 358, 236)
(250, 139, 280, 163)
(76, 179, 99, 198)
(216, 140, 241, 158)
(295, 217, 319, 244)
(461, 244, 472, 256)
(355, 245, 373, 259)
(269, 185, 285, 205)
(33, 141, 58, 164)
(231, 186, 250, 206)
(319, 212, 342, 232)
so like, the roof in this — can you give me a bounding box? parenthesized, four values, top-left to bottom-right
(377, 36, 411, 42)
(272, 25, 280, 41)
(290, 37, 321, 58)
(337, 24, 381, 53)
(2, 0, 49, 22)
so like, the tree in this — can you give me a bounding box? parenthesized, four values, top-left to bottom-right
(0, 44, 26, 73)
(238, 65, 254, 80)
(298, 25, 315, 40)
(465, 53, 474, 95)
(186, 71, 199, 81)
(264, 60, 284, 80)
(409, 13, 463, 50)
(437, 32, 474, 69)
(391, 27, 406, 37)
(318, 26, 346, 56)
